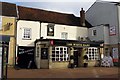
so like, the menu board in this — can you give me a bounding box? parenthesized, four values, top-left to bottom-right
(0, 47, 2, 78)
(17, 46, 34, 68)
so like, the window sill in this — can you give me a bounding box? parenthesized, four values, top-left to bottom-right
(22, 38, 32, 40)
(52, 61, 69, 62)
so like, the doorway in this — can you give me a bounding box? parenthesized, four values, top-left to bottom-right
(74, 51, 78, 67)
(73, 48, 82, 67)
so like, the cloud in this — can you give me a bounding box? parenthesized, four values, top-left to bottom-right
(2, 0, 118, 17)
(2, 0, 96, 2)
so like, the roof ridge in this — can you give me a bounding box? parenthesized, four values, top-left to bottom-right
(18, 5, 77, 17)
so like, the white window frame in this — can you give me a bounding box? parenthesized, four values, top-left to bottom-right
(61, 32, 68, 39)
(52, 46, 69, 62)
(92, 30, 97, 36)
(22, 28, 32, 40)
(86, 47, 99, 60)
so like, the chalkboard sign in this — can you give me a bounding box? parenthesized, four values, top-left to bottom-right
(17, 46, 34, 68)
(18, 46, 34, 55)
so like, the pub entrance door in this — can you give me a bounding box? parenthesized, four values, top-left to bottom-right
(74, 50, 79, 67)
(73, 48, 82, 68)
(35, 44, 49, 69)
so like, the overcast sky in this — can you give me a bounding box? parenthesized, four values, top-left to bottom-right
(0, 0, 120, 17)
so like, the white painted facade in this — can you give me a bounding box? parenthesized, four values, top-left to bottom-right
(17, 20, 40, 46)
(41, 23, 88, 40)
(88, 25, 109, 44)
(17, 21, 88, 46)
(16, 20, 89, 67)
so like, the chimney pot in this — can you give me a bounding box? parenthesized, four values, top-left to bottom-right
(80, 8, 85, 26)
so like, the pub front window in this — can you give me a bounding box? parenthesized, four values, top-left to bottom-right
(52, 46, 69, 61)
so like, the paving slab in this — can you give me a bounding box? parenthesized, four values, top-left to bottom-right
(7, 67, 119, 80)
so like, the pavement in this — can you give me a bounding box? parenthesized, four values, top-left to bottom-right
(7, 67, 119, 80)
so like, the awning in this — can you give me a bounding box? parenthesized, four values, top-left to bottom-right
(35, 39, 103, 47)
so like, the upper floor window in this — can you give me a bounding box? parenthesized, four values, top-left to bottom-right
(61, 32, 68, 39)
(22, 28, 32, 40)
(92, 30, 97, 36)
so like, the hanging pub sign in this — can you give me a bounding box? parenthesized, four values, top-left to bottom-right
(47, 23, 54, 36)
(109, 26, 116, 36)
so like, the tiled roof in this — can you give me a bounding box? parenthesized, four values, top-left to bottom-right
(0, 2, 92, 27)
(0, 2, 17, 17)
(18, 6, 92, 28)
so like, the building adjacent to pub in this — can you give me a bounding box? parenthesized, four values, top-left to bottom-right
(0, 2, 17, 66)
(86, 1, 120, 66)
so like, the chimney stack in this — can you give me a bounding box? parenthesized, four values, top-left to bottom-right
(80, 8, 85, 26)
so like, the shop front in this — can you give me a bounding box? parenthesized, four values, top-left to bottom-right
(34, 39, 102, 69)
(0, 35, 10, 79)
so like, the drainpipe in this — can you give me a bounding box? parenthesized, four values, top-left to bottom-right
(14, 5, 19, 67)
(39, 22, 41, 39)
(117, 4, 120, 66)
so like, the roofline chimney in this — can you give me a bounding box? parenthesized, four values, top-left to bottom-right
(80, 8, 85, 26)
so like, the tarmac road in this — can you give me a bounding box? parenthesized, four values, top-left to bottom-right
(7, 67, 119, 80)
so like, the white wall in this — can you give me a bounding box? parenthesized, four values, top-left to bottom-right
(41, 23, 88, 40)
(88, 25, 109, 44)
(86, 2, 118, 44)
(88, 25, 104, 41)
(104, 26, 110, 44)
(17, 20, 40, 46)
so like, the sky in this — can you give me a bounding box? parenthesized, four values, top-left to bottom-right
(0, 0, 120, 17)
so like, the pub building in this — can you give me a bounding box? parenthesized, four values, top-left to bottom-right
(34, 39, 103, 69)
(16, 6, 97, 69)
(0, 2, 104, 68)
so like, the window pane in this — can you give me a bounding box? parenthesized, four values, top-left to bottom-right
(61, 32, 68, 39)
(92, 30, 97, 36)
(56, 58, 59, 61)
(23, 28, 31, 39)
(52, 58, 55, 61)
(52, 54, 55, 57)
